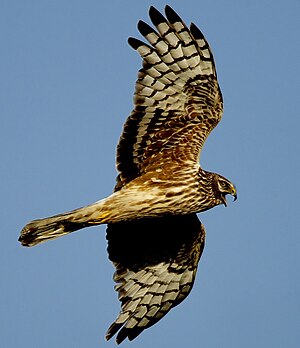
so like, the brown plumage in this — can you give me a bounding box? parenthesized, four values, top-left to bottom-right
(19, 5, 237, 344)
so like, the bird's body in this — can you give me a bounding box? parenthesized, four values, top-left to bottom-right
(20, 166, 230, 246)
(19, 5, 237, 344)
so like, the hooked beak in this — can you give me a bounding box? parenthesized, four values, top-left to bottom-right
(232, 185, 237, 202)
(221, 188, 237, 207)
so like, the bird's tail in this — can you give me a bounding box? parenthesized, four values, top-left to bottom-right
(19, 200, 111, 247)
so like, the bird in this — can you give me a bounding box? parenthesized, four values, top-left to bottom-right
(19, 5, 237, 344)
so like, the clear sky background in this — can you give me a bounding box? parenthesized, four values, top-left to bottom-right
(1, 0, 299, 347)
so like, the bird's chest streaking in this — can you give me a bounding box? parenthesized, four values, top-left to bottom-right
(102, 164, 216, 222)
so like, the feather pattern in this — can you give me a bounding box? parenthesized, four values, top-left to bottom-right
(106, 214, 205, 343)
(115, 5, 223, 190)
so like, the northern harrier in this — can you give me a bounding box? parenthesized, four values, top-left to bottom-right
(19, 6, 237, 344)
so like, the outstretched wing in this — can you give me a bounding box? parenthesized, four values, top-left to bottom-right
(105, 214, 205, 344)
(115, 5, 223, 190)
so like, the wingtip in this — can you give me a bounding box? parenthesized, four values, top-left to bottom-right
(149, 5, 166, 26)
(164, 5, 182, 23)
(137, 20, 153, 36)
(106, 322, 123, 344)
(190, 22, 205, 40)
(128, 37, 142, 50)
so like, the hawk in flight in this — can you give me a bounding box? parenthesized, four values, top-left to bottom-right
(19, 5, 237, 344)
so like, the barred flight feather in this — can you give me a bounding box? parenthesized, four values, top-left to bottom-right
(106, 214, 205, 344)
(115, 5, 222, 190)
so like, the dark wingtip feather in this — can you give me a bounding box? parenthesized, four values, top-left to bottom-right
(149, 6, 166, 26)
(164, 5, 182, 24)
(127, 326, 144, 342)
(115, 331, 127, 345)
(190, 22, 205, 40)
(128, 37, 143, 50)
(106, 322, 123, 343)
(137, 20, 154, 37)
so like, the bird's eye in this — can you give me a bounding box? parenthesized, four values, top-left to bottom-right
(219, 180, 228, 189)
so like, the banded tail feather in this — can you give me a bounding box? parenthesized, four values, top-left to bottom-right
(19, 200, 110, 247)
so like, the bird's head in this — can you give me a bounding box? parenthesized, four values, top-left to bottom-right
(213, 174, 237, 207)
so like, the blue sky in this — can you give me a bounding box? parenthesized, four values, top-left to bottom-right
(1, 0, 299, 347)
